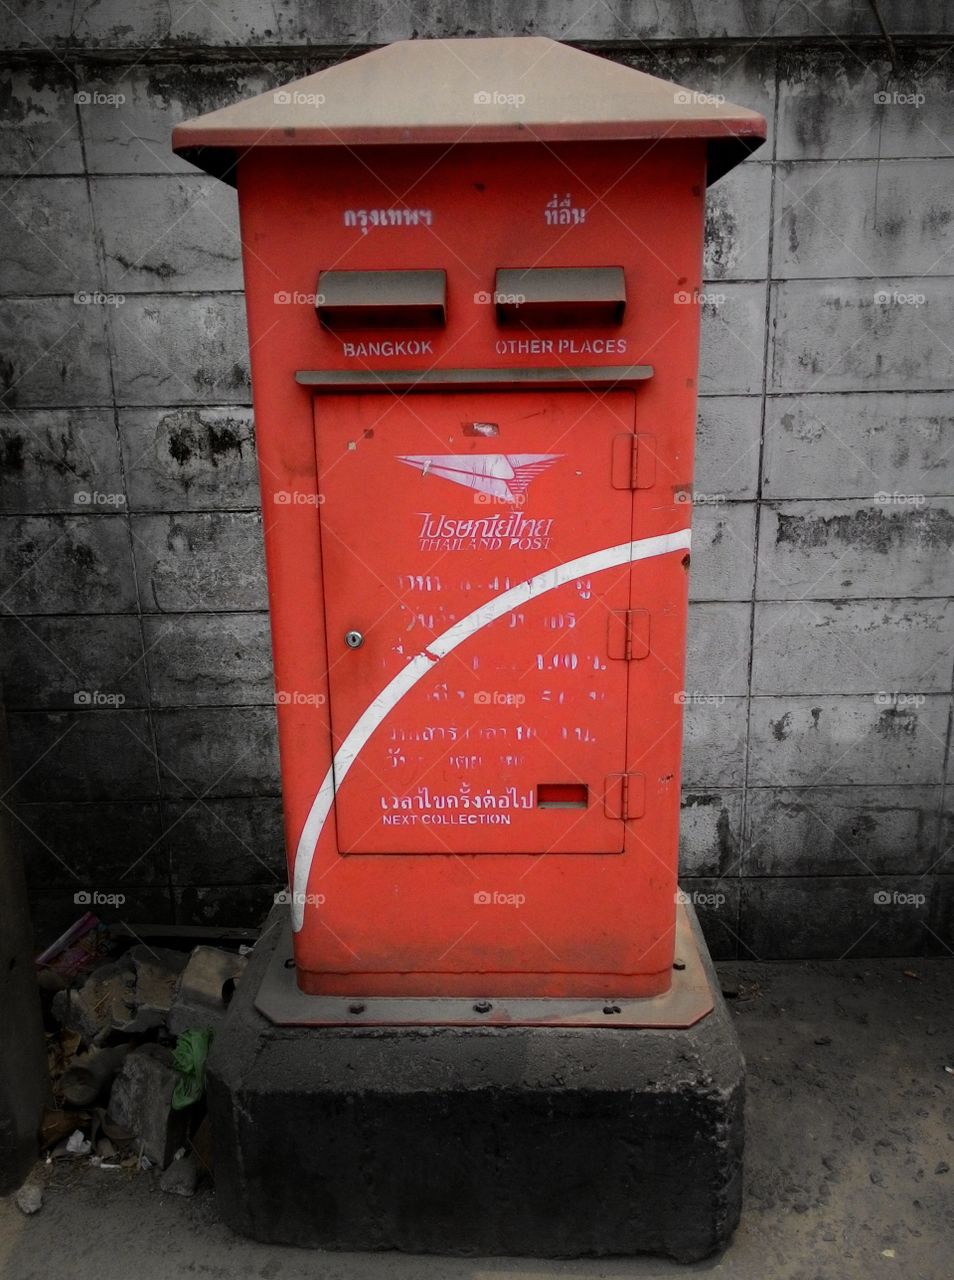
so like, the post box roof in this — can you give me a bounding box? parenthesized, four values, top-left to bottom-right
(172, 37, 766, 186)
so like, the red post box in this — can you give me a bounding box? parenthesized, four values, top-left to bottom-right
(174, 38, 765, 1009)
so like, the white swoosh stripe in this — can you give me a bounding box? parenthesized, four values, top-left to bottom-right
(291, 528, 691, 930)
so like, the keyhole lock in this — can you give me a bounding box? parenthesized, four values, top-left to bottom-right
(344, 630, 364, 649)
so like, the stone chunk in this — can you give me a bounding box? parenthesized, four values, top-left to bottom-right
(52, 946, 187, 1044)
(168, 946, 247, 1036)
(15, 1183, 43, 1214)
(107, 1045, 187, 1168)
(126, 945, 187, 1032)
(159, 1151, 198, 1197)
(52, 959, 135, 1044)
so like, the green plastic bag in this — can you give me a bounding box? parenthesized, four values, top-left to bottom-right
(172, 1029, 213, 1110)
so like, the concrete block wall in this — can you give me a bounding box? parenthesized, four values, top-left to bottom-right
(1, 3, 952, 962)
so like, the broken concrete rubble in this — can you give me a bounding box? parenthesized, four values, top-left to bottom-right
(14, 1182, 42, 1215)
(50, 959, 132, 1045)
(159, 1150, 198, 1197)
(125, 947, 188, 1032)
(107, 1045, 188, 1168)
(167, 946, 247, 1036)
(60, 1045, 130, 1106)
(39, 939, 247, 1177)
(51, 947, 187, 1045)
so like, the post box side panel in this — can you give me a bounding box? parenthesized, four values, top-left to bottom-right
(233, 140, 708, 994)
(234, 176, 342, 905)
(621, 170, 706, 966)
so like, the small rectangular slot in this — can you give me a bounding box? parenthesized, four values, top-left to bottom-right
(494, 267, 626, 326)
(537, 782, 588, 809)
(317, 269, 446, 329)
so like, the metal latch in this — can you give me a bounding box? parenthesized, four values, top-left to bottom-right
(603, 772, 646, 820)
(607, 609, 650, 660)
(611, 433, 657, 489)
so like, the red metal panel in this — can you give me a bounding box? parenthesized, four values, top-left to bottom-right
(314, 390, 633, 855)
(232, 139, 703, 997)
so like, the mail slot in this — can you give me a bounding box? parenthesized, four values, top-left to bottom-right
(173, 37, 765, 1000)
(317, 269, 447, 329)
(494, 266, 626, 325)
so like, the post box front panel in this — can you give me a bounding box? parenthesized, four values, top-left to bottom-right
(314, 390, 635, 856)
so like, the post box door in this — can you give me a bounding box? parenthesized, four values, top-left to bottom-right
(314, 390, 638, 856)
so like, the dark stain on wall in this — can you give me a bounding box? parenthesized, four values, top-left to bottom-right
(875, 708, 918, 739)
(114, 253, 178, 281)
(771, 712, 793, 741)
(0, 433, 24, 471)
(704, 195, 738, 274)
(776, 507, 954, 552)
(164, 410, 249, 473)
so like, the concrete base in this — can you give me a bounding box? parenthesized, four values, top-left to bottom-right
(208, 907, 744, 1263)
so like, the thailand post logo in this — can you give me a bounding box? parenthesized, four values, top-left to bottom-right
(396, 453, 561, 505)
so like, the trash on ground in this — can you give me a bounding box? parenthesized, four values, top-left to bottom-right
(33, 933, 246, 1178)
(172, 1030, 213, 1110)
(35, 913, 114, 981)
(65, 1129, 92, 1156)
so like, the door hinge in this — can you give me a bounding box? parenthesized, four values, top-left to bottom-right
(607, 608, 650, 660)
(611, 433, 656, 489)
(603, 772, 646, 820)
